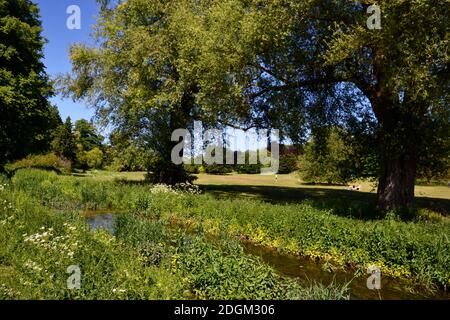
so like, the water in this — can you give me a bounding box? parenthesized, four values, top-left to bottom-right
(84, 212, 449, 300)
(84, 210, 116, 235)
(242, 241, 449, 300)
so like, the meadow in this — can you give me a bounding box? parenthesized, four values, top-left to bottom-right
(0, 169, 449, 299)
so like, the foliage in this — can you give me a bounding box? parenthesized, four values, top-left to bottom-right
(109, 143, 155, 172)
(172, 235, 339, 300)
(85, 148, 104, 169)
(60, 0, 206, 183)
(5, 153, 71, 175)
(1, 173, 350, 300)
(183, 163, 201, 174)
(0, 0, 61, 170)
(297, 127, 379, 184)
(161, 195, 450, 289)
(10, 169, 450, 289)
(0, 184, 185, 299)
(73, 119, 105, 170)
(74, 119, 104, 152)
(114, 214, 349, 300)
(299, 128, 356, 184)
(203, 164, 233, 175)
(51, 117, 77, 164)
(234, 151, 263, 174)
(278, 153, 299, 174)
(61, 0, 449, 207)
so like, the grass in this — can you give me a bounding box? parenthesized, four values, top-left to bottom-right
(76, 171, 450, 216)
(0, 170, 351, 300)
(5, 169, 450, 292)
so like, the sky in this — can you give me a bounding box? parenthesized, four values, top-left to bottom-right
(35, 0, 99, 122)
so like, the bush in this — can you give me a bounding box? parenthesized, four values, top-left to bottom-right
(298, 129, 353, 184)
(278, 153, 299, 174)
(236, 163, 262, 174)
(85, 148, 104, 169)
(204, 164, 233, 175)
(5, 153, 71, 175)
(183, 163, 201, 174)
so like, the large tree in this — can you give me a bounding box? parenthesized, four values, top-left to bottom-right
(272, 1, 449, 210)
(179, 0, 450, 210)
(0, 0, 61, 170)
(61, 0, 202, 183)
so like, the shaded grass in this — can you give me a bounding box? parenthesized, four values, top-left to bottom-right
(74, 171, 450, 217)
(200, 184, 450, 219)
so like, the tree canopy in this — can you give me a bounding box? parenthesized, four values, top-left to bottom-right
(62, 0, 449, 210)
(0, 0, 61, 170)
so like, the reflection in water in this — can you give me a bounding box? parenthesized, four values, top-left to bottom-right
(85, 213, 115, 235)
(85, 213, 449, 300)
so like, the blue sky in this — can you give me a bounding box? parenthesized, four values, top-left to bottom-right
(36, 0, 99, 122)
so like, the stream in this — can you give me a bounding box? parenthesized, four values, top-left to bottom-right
(84, 212, 449, 300)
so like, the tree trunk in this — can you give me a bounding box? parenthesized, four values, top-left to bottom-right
(373, 98, 419, 211)
(377, 154, 416, 211)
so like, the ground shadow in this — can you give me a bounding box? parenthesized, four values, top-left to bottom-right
(200, 184, 450, 220)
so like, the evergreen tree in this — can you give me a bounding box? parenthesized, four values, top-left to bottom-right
(0, 0, 61, 170)
(52, 117, 77, 163)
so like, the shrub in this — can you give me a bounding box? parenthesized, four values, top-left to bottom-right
(204, 164, 233, 175)
(183, 163, 201, 174)
(85, 148, 104, 169)
(235, 163, 262, 174)
(278, 153, 299, 174)
(5, 153, 71, 175)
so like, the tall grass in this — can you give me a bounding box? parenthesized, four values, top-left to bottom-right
(10, 169, 450, 290)
(0, 188, 185, 299)
(114, 214, 350, 300)
(2, 169, 350, 300)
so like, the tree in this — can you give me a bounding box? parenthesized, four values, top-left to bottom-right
(60, 0, 281, 184)
(107, 130, 158, 172)
(72, 119, 104, 170)
(176, 0, 449, 210)
(74, 119, 103, 152)
(85, 147, 104, 169)
(61, 0, 449, 210)
(299, 128, 357, 184)
(0, 0, 61, 170)
(60, 0, 204, 184)
(51, 117, 77, 163)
